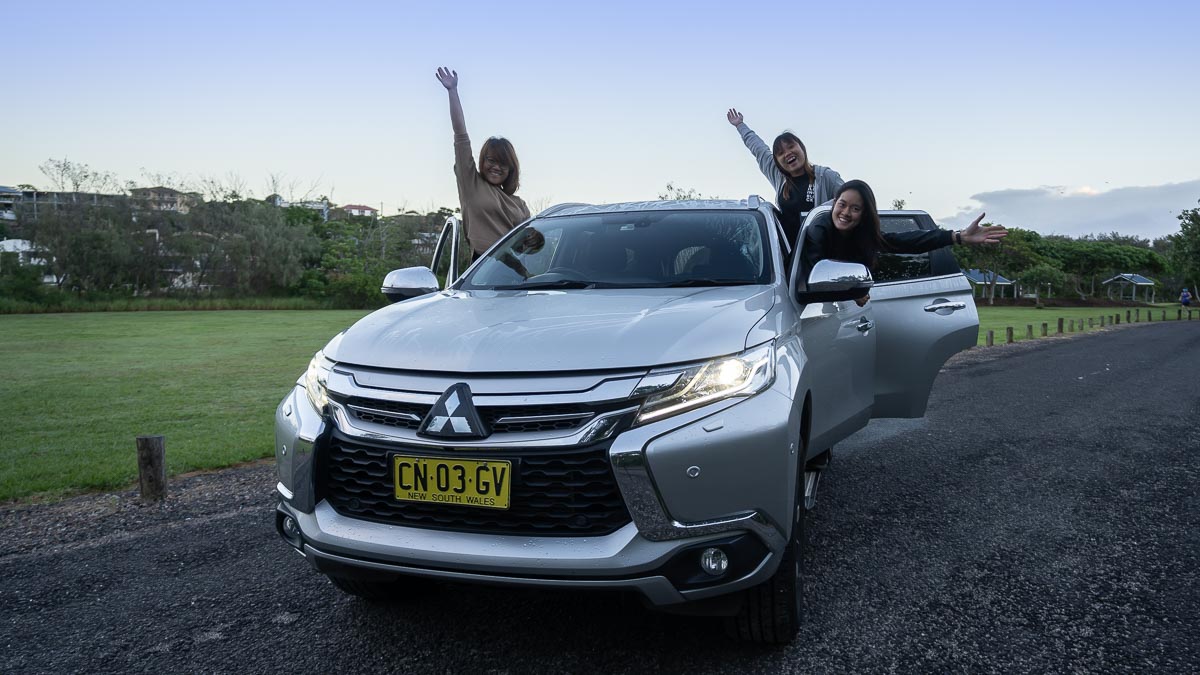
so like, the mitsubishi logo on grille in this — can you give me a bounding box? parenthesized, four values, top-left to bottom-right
(418, 383, 489, 440)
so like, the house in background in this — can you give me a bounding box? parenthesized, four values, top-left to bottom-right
(265, 193, 330, 221)
(1102, 273, 1157, 303)
(337, 204, 379, 219)
(962, 268, 1015, 299)
(129, 186, 202, 214)
(0, 186, 21, 222)
(0, 238, 59, 284)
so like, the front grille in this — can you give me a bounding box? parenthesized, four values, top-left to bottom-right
(341, 397, 629, 437)
(318, 433, 632, 536)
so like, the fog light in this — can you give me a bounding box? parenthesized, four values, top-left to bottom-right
(699, 547, 729, 576)
(283, 515, 300, 538)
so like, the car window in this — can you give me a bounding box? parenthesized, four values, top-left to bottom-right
(875, 216, 932, 282)
(460, 210, 771, 290)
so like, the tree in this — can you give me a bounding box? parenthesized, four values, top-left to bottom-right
(1019, 263, 1067, 306)
(38, 158, 122, 194)
(658, 183, 706, 200)
(23, 198, 153, 293)
(176, 199, 318, 294)
(954, 226, 1048, 304)
(1167, 201, 1200, 295)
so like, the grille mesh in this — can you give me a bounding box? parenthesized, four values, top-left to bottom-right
(319, 434, 632, 536)
(344, 398, 619, 436)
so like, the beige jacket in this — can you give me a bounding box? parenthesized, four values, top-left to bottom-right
(454, 133, 530, 255)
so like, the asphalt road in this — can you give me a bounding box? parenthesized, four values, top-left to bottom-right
(3, 321, 1198, 673)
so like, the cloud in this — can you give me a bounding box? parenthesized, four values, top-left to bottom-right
(937, 180, 1200, 239)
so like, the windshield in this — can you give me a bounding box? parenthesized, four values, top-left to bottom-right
(460, 210, 772, 291)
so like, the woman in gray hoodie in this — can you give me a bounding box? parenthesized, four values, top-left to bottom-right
(726, 108, 844, 249)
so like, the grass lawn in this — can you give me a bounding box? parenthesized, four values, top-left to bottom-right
(0, 310, 369, 502)
(3, 303, 1193, 502)
(975, 304, 1194, 346)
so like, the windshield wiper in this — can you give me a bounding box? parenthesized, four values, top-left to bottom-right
(657, 278, 759, 288)
(492, 279, 597, 290)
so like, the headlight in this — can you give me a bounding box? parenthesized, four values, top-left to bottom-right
(633, 342, 775, 425)
(303, 351, 335, 412)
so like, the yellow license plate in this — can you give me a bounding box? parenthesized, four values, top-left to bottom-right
(392, 455, 512, 510)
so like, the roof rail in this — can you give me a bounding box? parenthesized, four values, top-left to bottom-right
(538, 202, 592, 217)
(747, 195, 762, 209)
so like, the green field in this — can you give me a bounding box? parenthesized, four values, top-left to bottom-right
(976, 304, 1192, 345)
(0, 310, 369, 502)
(2, 304, 1193, 502)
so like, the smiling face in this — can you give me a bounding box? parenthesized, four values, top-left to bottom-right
(773, 138, 808, 177)
(832, 189, 864, 232)
(481, 154, 511, 186)
(478, 137, 520, 194)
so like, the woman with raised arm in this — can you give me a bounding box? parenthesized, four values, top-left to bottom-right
(802, 179, 1007, 305)
(436, 67, 531, 260)
(726, 108, 844, 248)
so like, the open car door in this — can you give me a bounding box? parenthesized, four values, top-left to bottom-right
(868, 211, 978, 417)
(429, 215, 463, 289)
(790, 209, 877, 451)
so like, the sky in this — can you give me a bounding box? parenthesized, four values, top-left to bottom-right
(4, 0, 1199, 239)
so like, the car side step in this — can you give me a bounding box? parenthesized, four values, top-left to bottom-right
(803, 470, 821, 511)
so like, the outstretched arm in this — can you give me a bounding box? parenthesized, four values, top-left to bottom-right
(436, 67, 467, 136)
(958, 213, 1007, 245)
(727, 108, 785, 193)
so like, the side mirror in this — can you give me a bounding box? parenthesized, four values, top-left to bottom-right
(795, 259, 873, 304)
(381, 267, 439, 304)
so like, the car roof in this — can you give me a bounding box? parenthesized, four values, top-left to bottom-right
(538, 198, 764, 218)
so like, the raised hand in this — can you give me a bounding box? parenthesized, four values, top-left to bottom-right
(435, 67, 458, 90)
(959, 213, 1008, 245)
(726, 108, 744, 126)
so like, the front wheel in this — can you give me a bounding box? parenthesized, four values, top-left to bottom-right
(725, 468, 806, 643)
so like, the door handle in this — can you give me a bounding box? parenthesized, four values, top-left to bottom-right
(924, 301, 966, 313)
(856, 318, 874, 333)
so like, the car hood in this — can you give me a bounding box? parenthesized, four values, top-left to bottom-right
(328, 286, 776, 373)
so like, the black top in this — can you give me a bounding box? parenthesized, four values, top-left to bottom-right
(798, 215, 954, 283)
(776, 177, 816, 247)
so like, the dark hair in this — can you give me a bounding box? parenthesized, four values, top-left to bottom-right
(479, 137, 520, 195)
(771, 132, 815, 199)
(830, 179, 887, 270)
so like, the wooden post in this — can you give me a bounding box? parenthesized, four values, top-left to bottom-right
(1162, 310, 1167, 321)
(1069, 319, 1075, 332)
(136, 435, 166, 501)
(1041, 322, 1048, 337)
(1179, 309, 1183, 321)
(1148, 311, 1153, 322)
(1135, 308, 1140, 322)
(1026, 324, 1033, 340)
(986, 330, 994, 347)
(1100, 316, 1106, 327)
(1089, 318, 1094, 328)
(1056, 318, 1064, 334)
(1006, 327, 1014, 344)
(1125, 310, 1131, 323)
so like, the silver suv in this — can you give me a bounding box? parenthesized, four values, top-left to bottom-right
(274, 197, 977, 643)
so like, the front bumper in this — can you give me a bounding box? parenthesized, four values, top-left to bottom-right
(274, 370, 800, 607)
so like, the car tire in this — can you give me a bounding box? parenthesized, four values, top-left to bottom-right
(328, 575, 431, 603)
(724, 463, 806, 644)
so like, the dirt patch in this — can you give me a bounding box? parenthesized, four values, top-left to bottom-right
(0, 462, 277, 560)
